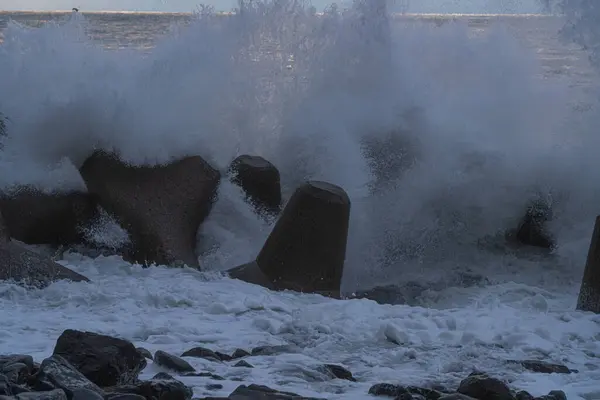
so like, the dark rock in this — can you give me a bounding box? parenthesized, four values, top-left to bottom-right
(36, 355, 105, 400)
(180, 348, 221, 363)
(457, 374, 514, 400)
(205, 384, 223, 391)
(0, 225, 89, 288)
(0, 356, 34, 372)
(438, 395, 478, 400)
(228, 384, 325, 400)
(510, 360, 574, 374)
(368, 383, 410, 397)
(136, 372, 193, 400)
(214, 352, 232, 362)
(228, 155, 282, 214)
(70, 388, 104, 400)
(14, 389, 68, 400)
(136, 348, 153, 361)
(228, 181, 350, 297)
(0, 187, 99, 246)
(511, 199, 554, 250)
(406, 387, 444, 400)
(154, 351, 195, 374)
(231, 350, 250, 359)
(535, 391, 567, 400)
(2, 363, 29, 384)
(232, 361, 253, 368)
(181, 372, 224, 381)
(10, 384, 31, 395)
(53, 329, 147, 387)
(105, 394, 146, 400)
(516, 391, 534, 400)
(250, 345, 295, 357)
(80, 151, 220, 268)
(320, 364, 356, 382)
(578, 215, 600, 313)
(0, 375, 10, 396)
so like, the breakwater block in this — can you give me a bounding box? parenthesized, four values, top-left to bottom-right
(228, 180, 350, 298)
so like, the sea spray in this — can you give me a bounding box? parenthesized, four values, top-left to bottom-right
(0, 2, 591, 292)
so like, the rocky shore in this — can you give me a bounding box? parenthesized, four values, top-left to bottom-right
(0, 329, 571, 400)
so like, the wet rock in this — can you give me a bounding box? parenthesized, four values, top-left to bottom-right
(228, 181, 350, 297)
(232, 361, 253, 368)
(319, 364, 356, 382)
(136, 372, 193, 400)
(36, 355, 105, 400)
(214, 352, 232, 362)
(2, 363, 30, 384)
(80, 151, 220, 268)
(230, 349, 250, 359)
(0, 235, 89, 288)
(511, 199, 554, 250)
(53, 329, 147, 387)
(368, 384, 443, 400)
(0, 374, 11, 396)
(250, 345, 296, 357)
(509, 360, 575, 374)
(180, 348, 221, 363)
(516, 391, 534, 400)
(105, 394, 146, 400)
(438, 395, 478, 400)
(368, 383, 410, 397)
(457, 374, 513, 400)
(14, 389, 68, 400)
(154, 351, 195, 374)
(136, 348, 153, 361)
(228, 155, 281, 214)
(181, 372, 224, 381)
(227, 384, 324, 400)
(0, 187, 99, 247)
(0, 356, 34, 372)
(205, 384, 223, 391)
(535, 391, 567, 400)
(577, 215, 600, 313)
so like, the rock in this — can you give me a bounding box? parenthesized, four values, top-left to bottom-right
(250, 345, 295, 357)
(228, 180, 350, 297)
(516, 391, 534, 400)
(136, 348, 153, 361)
(535, 391, 567, 400)
(135, 372, 193, 400)
(0, 187, 99, 247)
(0, 356, 34, 372)
(214, 352, 232, 362)
(511, 199, 554, 250)
(154, 351, 195, 374)
(0, 375, 11, 396)
(232, 360, 253, 368)
(105, 394, 146, 400)
(509, 360, 574, 374)
(457, 374, 513, 400)
(438, 395, 478, 400)
(228, 155, 282, 214)
(80, 151, 220, 268)
(0, 236, 89, 288)
(231, 349, 250, 359)
(181, 372, 224, 381)
(205, 384, 223, 391)
(578, 215, 600, 313)
(2, 363, 29, 384)
(319, 364, 356, 382)
(368, 384, 444, 400)
(14, 389, 68, 400)
(36, 355, 105, 400)
(227, 384, 324, 400)
(180, 348, 221, 363)
(368, 383, 410, 397)
(53, 329, 146, 387)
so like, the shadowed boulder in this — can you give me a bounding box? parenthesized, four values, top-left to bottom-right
(228, 180, 350, 297)
(0, 187, 99, 247)
(508, 199, 554, 250)
(0, 211, 89, 287)
(228, 155, 281, 214)
(53, 329, 147, 387)
(79, 151, 220, 268)
(577, 215, 600, 313)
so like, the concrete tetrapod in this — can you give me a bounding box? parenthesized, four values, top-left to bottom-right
(228, 155, 281, 215)
(228, 180, 351, 298)
(577, 215, 600, 313)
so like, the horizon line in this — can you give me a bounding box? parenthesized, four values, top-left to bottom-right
(0, 10, 558, 17)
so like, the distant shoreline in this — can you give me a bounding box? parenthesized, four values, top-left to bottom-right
(0, 10, 560, 18)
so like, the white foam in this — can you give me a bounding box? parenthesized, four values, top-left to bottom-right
(0, 254, 596, 399)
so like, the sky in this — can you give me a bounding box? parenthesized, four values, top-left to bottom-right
(1, 0, 547, 14)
